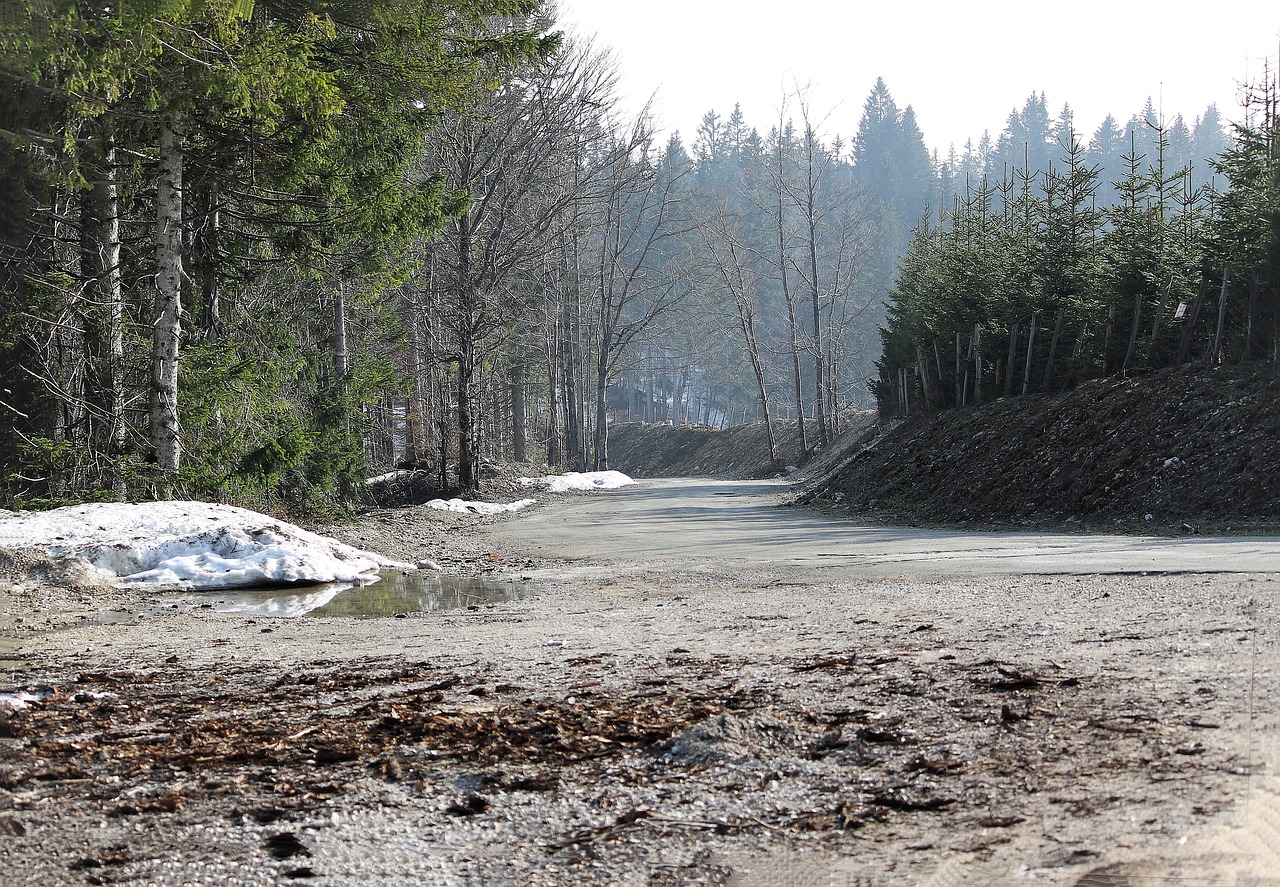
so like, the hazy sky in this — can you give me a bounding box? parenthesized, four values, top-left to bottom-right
(554, 2, 1279, 154)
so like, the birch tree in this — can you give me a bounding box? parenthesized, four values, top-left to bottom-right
(588, 127, 694, 469)
(421, 36, 611, 490)
(696, 195, 780, 463)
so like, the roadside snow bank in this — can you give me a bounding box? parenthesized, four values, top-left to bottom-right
(0, 501, 403, 590)
(520, 470, 635, 493)
(424, 498, 537, 516)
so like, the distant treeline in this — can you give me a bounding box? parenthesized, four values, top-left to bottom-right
(934, 91, 1230, 212)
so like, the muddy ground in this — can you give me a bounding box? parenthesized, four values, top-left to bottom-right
(2, 476, 1280, 886)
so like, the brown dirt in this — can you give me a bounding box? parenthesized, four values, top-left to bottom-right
(609, 363, 1280, 535)
(801, 362, 1280, 535)
(603, 413, 880, 481)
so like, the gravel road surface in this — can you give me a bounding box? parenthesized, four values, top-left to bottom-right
(1, 479, 1278, 886)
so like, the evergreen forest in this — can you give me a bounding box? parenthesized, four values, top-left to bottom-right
(2, 0, 1276, 513)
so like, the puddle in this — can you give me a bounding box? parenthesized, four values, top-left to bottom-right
(0, 635, 22, 673)
(12, 571, 537, 633)
(202, 570, 535, 618)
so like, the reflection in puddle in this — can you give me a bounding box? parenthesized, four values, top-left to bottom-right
(207, 570, 535, 618)
(0, 634, 21, 672)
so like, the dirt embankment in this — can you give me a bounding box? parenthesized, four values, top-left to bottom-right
(804, 363, 1280, 533)
(604, 414, 879, 480)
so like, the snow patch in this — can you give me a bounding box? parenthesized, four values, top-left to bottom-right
(424, 498, 537, 515)
(0, 690, 48, 710)
(0, 501, 404, 590)
(519, 470, 635, 493)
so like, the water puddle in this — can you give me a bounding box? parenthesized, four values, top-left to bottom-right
(8, 572, 536, 639)
(200, 570, 535, 618)
(0, 635, 22, 673)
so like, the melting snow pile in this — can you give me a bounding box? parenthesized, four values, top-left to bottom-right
(520, 470, 635, 493)
(0, 690, 50, 710)
(0, 501, 401, 590)
(424, 498, 537, 515)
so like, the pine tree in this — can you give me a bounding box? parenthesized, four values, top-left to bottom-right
(1087, 113, 1126, 208)
(1193, 105, 1230, 169)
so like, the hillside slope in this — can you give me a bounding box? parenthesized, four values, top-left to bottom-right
(802, 363, 1280, 533)
(604, 413, 879, 480)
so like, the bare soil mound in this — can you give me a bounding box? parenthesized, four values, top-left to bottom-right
(363, 459, 544, 508)
(603, 423, 791, 478)
(605, 413, 879, 480)
(801, 362, 1280, 533)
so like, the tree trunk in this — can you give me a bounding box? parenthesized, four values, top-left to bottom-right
(458, 336, 478, 490)
(560, 290, 580, 467)
(592, 360, 608, 470)
(80, 117, 127, 492)
(804, 143, 828, 449)
(546, 315, 562, 465)
(196, 178, 222, 339)
(333, 279, 349, 380)
(779, 229, 808, 456)
(150, 108, 184, 474)
(407, 304, 429, 465)
(456, 199, 479, 490)
(740, 309, 778, 464)
(773, 132, 808, 457)
(511, 360, 527, 463)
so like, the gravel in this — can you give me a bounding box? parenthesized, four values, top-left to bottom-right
(2, 481, 1279, 885)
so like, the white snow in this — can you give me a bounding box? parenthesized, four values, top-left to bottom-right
(0, 501, 404, 590)
(0, 690, 47, 710)
(424, 497, 537, 515)
(520, 470, 635, 493)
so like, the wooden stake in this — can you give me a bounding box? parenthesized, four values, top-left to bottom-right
(1022, 312, 1039, 396)
(1123, 291, 1141, 371)
(1103, 304, 1116, 371)
(1067, 321, 1087, 388)
(916, 346, 933, 410)
(954, 331, 963, 407)
(1146, 275, 1174, 365)
(1005, 322, 1019, 397)
(1176, 275, 1209, 365)
(1042, 307, 1064, 392)
(932, 340, 944, 400)
(1210, 268, 1230, 364)
(972, 325, 983, 403)
(1244, 271, 1260, 361)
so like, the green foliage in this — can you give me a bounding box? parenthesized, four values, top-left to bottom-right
(172, 300, 384, 512)
(878, 90, 1280, 406)
(1206, 120, 1280, 278)
(0, 0, 560, 514)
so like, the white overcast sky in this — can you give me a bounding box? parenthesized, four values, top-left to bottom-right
(553, 1, 1280, 154)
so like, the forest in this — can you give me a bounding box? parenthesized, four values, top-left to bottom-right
(1, 0, 1275, 512)
(877, 82, 1279, 417)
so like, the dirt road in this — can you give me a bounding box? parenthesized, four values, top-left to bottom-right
(2, 480, 1279, 886)
(489, 477, 1280, 575)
